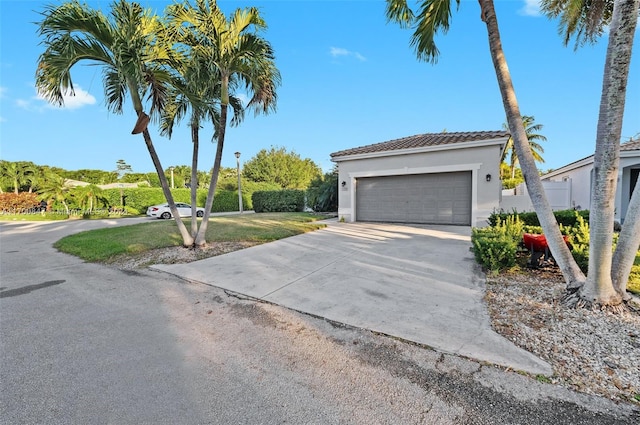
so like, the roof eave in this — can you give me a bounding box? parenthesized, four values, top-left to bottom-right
(330, 137, 509, 162)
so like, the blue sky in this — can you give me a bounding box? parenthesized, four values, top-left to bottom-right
(1, 0, 638, 175)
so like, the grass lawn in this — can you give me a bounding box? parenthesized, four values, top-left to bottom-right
(53, 212, 328, 262)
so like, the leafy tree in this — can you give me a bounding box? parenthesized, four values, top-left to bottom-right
(121, 172, 151, 184)
(164, 0, 280, 247)
(62, 169, 116, 184)
(35, 0, 195, 246)
(542, 0, 640, 307)
(501, 115, 547, 179)
(306, 166, 338, 212)
(243, 147, 322, 190)
(115, 159, 132, 180)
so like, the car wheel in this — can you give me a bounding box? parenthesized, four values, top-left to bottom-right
(160, 212, 171, 219)
(196, 211, 204, 217)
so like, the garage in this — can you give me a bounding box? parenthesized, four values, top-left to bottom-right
(355, 172, 472, 225)
(331, 131, 509, 227)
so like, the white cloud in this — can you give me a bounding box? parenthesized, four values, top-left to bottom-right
(16, 98, 31, 110)
(330, 47, 349, 57)
(519, 0, 542, 17)
(330, 46, 367, 62)
(0, 86, 6, 98)
(58, 86, 97, 109)
(36, 85, 97, 110)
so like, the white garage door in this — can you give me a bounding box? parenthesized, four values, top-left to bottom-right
(355, 172, 472, 225)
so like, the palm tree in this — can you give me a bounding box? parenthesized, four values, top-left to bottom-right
(0, 161, 35, 194)
(501, 115, 546, 179)
(165, 0, 280, 246)
(386, 0, 584, 289)
(542, 0, 640, 306)
(38, 173, 70, 214)
(72, 184, 103, 212)
(35, 0, 194, 246)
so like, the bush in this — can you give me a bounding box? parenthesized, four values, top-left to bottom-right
(0, 192, 40, 213)
(206, 190, 250, 213)
(471, 228, 518, 274)
(306, 170, 338, 212)
(252, 190, 305, 213)
(488, 209, 589, 227)
(471, 216, 523, 274)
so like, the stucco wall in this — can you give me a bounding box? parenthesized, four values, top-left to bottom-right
(542, 164, 592, 211)
(333, 144, 502, 227)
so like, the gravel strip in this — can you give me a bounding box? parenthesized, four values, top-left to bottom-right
(486, 267, 640, 404)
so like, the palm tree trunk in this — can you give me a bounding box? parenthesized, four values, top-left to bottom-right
(612, 179, 640, 299)
(141, 125, 194, 247)
(585, 0, 639, 305)
(478, 0, 585, 287)
(190, 122, 200, 239)
(194, 103, 228, 246)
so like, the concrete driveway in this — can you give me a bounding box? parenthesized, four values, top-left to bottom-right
(153, 220, 551, 375)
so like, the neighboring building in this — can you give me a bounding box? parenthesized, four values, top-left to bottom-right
(330, 131, 510, 227)
(538, 139, 640, 224)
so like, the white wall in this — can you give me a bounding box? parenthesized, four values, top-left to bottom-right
(499, 180, 572, 213)
(542, 164, 592, 211)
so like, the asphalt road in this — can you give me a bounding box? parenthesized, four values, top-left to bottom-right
(1, 218, 638, 424)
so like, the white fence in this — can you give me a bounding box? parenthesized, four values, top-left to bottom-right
(500, 179, 572, 213)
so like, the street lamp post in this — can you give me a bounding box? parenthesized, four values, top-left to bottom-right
(234, 152, 243, 214)
(169, 166, 174, 189)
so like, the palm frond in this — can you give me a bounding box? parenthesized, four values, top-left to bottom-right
(540, 0, 614, 48)
(385, 0, 415, 29)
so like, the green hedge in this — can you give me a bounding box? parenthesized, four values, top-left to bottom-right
(98, 188, 251, 214)
(489, 209, 590, 227)
(252, 190, 305, 213)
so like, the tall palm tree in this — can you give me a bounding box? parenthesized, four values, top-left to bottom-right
(501, 115, 546, 179)
(35, 0, 194, 246)
(386, 0, 584, 288)
(38, 173, 70, 214)
(543, 0, 640, 305)
(166, 0, 280, 246)
(158, 18, 244, 240)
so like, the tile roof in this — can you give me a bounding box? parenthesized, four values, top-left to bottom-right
(621, 138, 640, 151)
(330, 130, 510, 158)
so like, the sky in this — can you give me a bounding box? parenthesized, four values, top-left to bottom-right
(1, 0, 639, 175)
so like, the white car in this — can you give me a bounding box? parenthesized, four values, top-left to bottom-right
(146, 203, 206, 219)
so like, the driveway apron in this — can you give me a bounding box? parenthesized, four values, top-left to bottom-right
(152, 221, 552, 375)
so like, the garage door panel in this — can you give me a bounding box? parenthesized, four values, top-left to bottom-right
(356, 172, 471, 225)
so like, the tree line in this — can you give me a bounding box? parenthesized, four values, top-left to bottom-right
(0, 146, 337, 212)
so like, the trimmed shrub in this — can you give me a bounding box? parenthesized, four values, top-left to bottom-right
(206, 190, 250, 213)
(471, 227, 518, 274)
(488, 209, 589, 227)
(252, 190, 305, 213)
(0, 192, 40, 213)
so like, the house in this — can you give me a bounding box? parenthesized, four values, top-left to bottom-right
(330, 131, 510, 227)
(537, 138, 640, 224)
